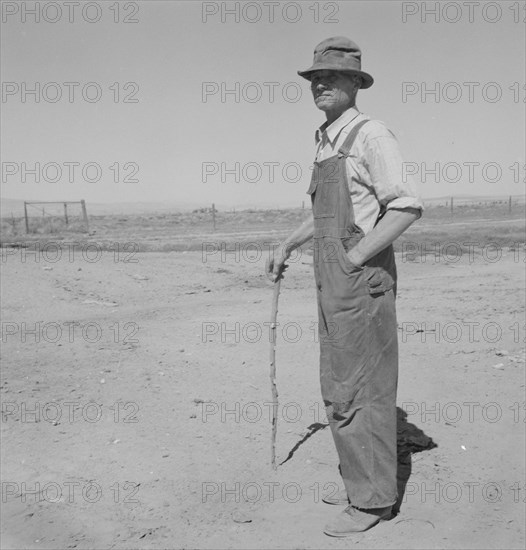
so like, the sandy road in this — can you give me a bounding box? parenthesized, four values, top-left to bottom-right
(1, 248, 525, 549)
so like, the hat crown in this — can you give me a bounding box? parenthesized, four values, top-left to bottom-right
(313, 36, 362, 69)
(315, 37, 361, 57)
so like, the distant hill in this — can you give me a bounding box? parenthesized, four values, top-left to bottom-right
(1, 195, 524, 218)
(423, 194, 526, 205)
(0, 199, 193, 217)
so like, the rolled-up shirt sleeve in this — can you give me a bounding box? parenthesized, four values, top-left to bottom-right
(361, 124, 424, 216)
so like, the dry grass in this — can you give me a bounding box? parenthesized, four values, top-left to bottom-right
(1, 203, 524, 256)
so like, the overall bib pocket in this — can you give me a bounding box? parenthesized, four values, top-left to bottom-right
(308, 161, 340, 219)
(308, 181, 338, 218)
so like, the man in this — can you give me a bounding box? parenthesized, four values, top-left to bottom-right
(265, 37, 423, 536)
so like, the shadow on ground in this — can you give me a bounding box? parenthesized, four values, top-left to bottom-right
(280, 407, 437, 513)
(395, 407, 437, 514)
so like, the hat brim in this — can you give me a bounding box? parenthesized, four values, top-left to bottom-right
(297, 65, 374, 89)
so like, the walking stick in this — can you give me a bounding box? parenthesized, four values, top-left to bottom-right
(269, 265, 287, 470)
(269, 278, 281, 470)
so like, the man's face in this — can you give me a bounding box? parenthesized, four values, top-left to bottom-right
(310, 70, 360, 112)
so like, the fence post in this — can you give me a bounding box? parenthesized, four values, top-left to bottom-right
(212, 203, 216, 231)
(24, 202, 29, 233)
(64, 203, 69, 226)
(450, 196, 454, 215)
(508, 195, 512, 214)
(80, 200, 89, 233)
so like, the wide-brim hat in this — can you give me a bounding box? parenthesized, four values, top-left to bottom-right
(298, 36, 374, 89)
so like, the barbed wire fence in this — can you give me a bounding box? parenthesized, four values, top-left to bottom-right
(15, 200, 90, 234)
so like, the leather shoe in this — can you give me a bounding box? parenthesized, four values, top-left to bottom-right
(324, 505, 392, 536)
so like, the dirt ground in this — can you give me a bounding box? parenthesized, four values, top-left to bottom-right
(1, 243, 525, 549)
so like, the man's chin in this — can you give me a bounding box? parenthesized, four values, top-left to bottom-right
(314, 99, 335, 111)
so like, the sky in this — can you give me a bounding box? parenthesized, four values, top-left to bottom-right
(1, 0, 525, 209)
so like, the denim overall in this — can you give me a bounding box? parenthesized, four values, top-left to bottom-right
(307, 119, 399, 509)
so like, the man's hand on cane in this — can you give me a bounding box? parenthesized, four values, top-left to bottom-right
(265, 244, 290, 282)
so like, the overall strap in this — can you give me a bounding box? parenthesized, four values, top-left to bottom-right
(337, 119, 370, 158)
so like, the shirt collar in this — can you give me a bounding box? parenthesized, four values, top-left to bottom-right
(315, 107, 361, 145)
